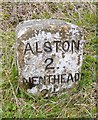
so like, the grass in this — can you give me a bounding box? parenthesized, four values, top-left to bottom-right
(1, 2, 97, 118)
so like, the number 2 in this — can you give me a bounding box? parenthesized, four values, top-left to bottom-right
(45, 58, 54, 71)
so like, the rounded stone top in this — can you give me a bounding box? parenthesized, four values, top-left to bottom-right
(16, 19, 83, 39)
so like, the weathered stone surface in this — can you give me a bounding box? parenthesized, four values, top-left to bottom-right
(16, 19, 84, 97)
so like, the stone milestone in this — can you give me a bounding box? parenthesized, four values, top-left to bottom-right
(16, 19, 84, 97)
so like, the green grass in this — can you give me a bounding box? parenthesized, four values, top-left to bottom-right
(1, 2, 97, 118)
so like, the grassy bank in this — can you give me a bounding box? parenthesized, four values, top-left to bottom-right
(1, 2, 97, 118)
